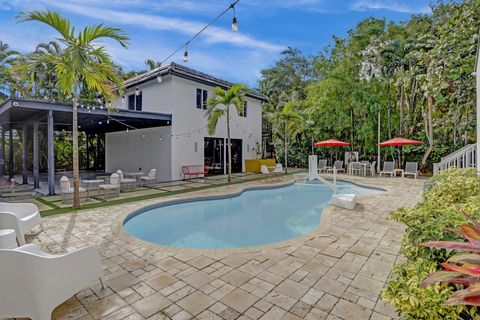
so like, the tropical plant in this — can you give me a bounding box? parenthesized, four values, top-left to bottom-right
(382, 168, 480, 319)
(206, 84, 248, 183)
(421, 213, 480, 307)
(17, 10, 129, 208)
(269, 102, 304, 174)
(145, 59, 161, 71)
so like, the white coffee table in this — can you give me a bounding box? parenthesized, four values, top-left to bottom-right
(0, 229, 17, 249)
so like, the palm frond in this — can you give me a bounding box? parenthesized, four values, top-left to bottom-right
(79, 24, 129, 48)
(17, 11, 73, 41)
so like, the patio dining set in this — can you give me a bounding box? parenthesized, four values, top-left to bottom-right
(317, 158, 418, 178)
(59, 168, 157, 204)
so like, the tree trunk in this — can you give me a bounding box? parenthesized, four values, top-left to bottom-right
(72, 91, 81, 208)
(226, 107, 232, 183)
(387, 81, 391, 139)
(421, 94, 434, 167)
(284, 123, 288, 174)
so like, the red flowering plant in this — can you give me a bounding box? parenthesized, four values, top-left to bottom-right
(421, 212, 480, 306)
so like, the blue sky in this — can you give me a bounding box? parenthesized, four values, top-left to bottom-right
(0, 0, 433, 87)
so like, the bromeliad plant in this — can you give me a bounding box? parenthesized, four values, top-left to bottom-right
(421, 212, 480, 306)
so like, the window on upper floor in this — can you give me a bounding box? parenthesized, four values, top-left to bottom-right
(196, 88, 208, 109)
(135, 92, 142, 111)
(128, 92, 142, 111)
(240, 101, 247, 117)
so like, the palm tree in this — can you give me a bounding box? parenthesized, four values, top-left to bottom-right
(145, 59, 161, 71)
(270, 102, 303, 174)
(0, 41, 19, 97)
(17, 11, 129, 208)
(206, 84, 248, 183)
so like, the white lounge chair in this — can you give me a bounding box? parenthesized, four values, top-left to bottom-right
(261, 165, 273, 182)
(380, 161, 395, 178)
(59, 176, 86, 204)
(116, 170, 136, 191)
(141, 169, 157, 186)
(0, 202, 42, 245)
(403, 162, 418, 179)
(0, 244, 105, 320)
(318, 159, 328, 173)
(272, 163, 283, 174)
(99, 173, 120, 199)
(327, 161, 345, 173)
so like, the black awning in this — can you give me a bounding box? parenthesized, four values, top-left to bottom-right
(0, 98, 172, 133)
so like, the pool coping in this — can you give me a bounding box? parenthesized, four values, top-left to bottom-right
(111, 177, 389, 256)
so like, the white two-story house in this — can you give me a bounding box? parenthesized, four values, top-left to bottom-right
(105, 63, 267, 181)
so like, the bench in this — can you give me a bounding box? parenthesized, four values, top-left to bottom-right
(182, 165, 209, 180)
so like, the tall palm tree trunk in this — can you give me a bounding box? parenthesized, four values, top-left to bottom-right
(226, 108, 231, 183)
(72, 90, 81, 208)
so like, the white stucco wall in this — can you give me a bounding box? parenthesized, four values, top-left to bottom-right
(105, 126, 172, 181)
(115, 72, 263, 181)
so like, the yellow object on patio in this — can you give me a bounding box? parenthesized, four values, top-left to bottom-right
(244, 159, 277, 173)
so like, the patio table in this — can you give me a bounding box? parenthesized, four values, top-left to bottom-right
(125, 172, 145, 186)
(394, 168, 404, 178)
(82, 179, 104, 199)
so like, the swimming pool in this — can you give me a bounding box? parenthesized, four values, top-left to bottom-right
(123, 180, 384, 249)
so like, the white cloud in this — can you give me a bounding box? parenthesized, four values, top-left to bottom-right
(33, 0, 283, 52)
(351, 0, 431, 14)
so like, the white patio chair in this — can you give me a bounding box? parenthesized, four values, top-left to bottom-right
(116, 170, 137, 191)
(0, 244, 106, 320)
(368, 161, 376, 176)
(327, 160, 345, 173)
(350, 162, 362, 176)
(0, 202, 42, 245)
(272, 163, 283, 174)
(318, 159, 328, 173)
(141, 169, 157, 186)
(380, 161, 395, 178)
(99, 173, 120, 199)
(403, 162, 418, 179)
(59, 176, 86, 204)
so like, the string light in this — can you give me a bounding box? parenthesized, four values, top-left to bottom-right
(183, 44, 189, 63)
(231, 4, 238, 32)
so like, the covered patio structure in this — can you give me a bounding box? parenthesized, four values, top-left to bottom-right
(0, 98, 172, 195)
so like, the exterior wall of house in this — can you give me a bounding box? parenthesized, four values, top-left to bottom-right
(105, 126, 172, 181)
(114, 72, 263, 181)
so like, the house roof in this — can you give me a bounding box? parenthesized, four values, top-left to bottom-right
(0, 98, 172, 133)
(123, 62, 268, 102)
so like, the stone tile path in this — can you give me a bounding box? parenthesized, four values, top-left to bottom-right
(27, 175, 424, 320)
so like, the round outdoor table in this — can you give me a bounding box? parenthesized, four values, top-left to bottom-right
(0, 229, 17, 249)
(82, 179, 104, 199)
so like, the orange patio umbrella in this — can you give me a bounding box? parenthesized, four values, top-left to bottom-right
(377, 137, 423, 147)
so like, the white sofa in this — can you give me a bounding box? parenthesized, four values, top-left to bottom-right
(0, 244, 106, 320)
(0, 202, 42, 245)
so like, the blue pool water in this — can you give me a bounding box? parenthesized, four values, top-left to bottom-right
(123, 181, 383, 249)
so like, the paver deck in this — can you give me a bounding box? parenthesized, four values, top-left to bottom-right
(26, 174, 424, 320)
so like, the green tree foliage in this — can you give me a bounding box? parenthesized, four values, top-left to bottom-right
(382, 168, 480, 319)
(260, 1, 480, 172)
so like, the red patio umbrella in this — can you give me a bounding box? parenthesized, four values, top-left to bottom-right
(314, 139, 350, 166)
(377, 137, 423, 147)
(377, 137, 423, 168)
(314, 139, 350, 147)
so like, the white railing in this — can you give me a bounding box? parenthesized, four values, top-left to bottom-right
(433, 144, 477, 175)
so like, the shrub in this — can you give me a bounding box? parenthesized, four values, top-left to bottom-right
(382, 168, 480, 319)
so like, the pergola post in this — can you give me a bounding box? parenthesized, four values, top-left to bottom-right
(8, 127, 13, 179)
(33, 120, 40, 189)
(22, 124, 28, 184)
(0, 128, 5, 177)
(47, 110, 55, 195)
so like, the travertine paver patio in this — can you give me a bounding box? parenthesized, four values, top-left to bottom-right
(28, 175, 424, 320)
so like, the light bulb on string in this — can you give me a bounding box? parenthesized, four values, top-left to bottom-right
(183, 44, 189, 63)
(135, 87, 140, 96)
(231, 5, 238, 32)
